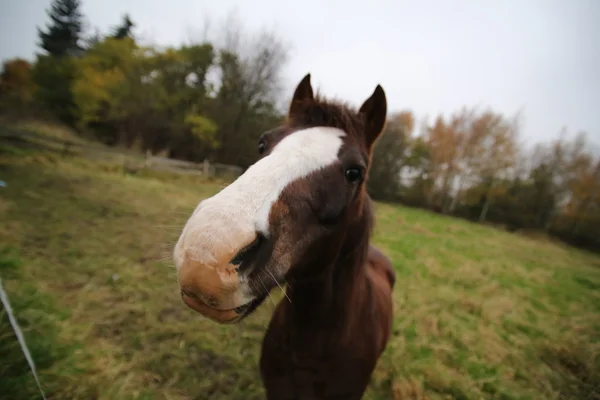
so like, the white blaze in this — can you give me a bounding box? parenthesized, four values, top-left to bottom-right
(174, 127, 346, 270)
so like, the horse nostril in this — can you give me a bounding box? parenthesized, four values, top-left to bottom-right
(230, 234, 264, 274)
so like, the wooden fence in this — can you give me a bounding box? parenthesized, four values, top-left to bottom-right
(0, 127, 244, 179)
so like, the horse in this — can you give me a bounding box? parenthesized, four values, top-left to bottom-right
(173, 73, 396, 399)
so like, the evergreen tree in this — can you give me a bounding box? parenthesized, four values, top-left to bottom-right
(111, 14, 135, 40)
(37, 0, 84, 58)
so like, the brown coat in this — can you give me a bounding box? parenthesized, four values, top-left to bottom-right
(260, 242, 395, 399)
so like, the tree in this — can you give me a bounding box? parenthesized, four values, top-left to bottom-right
(31, 55, 78, 124)
(73, 36, 220, 155)
(37, 0, 84, 58)
(425, 111, 468, 212)
(149, 43, 218, 155)
(33, 0, 85, 124)
(111, 14, 135, 40)
(521, 131, 582, 230)
(470, 112, 518, 221)
(184, 114, 219, 149)
(402, 136, 431, 206)
(562, 135, 600, 236)
(367, 111, 413, 201)
(446, 108, 490, 213)
(73, 37, 155, 145)
(205, 14, 289, 167)
(0, 59, 35, 109)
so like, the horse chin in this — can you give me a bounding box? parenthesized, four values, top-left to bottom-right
(181, 293, 239, 324)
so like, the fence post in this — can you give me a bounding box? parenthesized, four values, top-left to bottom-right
(203, 159, 210, 177)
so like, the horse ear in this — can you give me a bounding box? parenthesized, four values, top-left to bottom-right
(359, 85, 387, 149)
(289, 73, 314, 117)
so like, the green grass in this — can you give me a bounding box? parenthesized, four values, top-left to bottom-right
(1, 144, 599, 399)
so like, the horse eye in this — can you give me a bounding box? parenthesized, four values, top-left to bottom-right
(345, 167, 363, 184)
(258, 140, 266, 154)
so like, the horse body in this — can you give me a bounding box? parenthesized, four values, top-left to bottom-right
(173, 73, 395, 399)
(260, 244, 395, 399)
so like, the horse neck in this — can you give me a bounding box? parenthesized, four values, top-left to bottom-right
(285, 198, 373, 329)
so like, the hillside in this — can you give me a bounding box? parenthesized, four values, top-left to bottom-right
(1, 147, 599, 400)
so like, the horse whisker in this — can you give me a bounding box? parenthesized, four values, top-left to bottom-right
(266, 269, 291, 304)
(257, 274, 276, 306)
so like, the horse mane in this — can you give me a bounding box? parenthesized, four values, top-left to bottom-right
(285, 92, 367, 143)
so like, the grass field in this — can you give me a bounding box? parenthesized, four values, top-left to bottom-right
(1, 136, 599, 399)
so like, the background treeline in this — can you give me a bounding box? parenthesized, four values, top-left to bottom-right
(1, 0, 598, 252)
(368, 110, 600, 252)
(0, 0, 287, 168)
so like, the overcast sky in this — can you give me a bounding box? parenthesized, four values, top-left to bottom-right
(2, 0, 599, 148)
